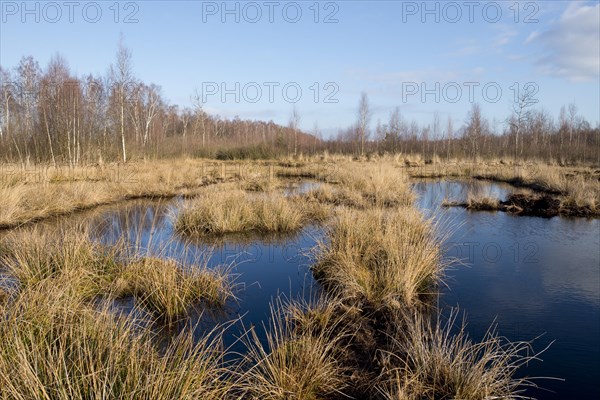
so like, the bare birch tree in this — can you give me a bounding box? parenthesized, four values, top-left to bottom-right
(109, 36, 134, 162)
(357, 92, 371, 156)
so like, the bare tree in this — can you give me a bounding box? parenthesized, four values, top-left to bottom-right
(181, 108, 192, 138)
(508, 86, 536, 160)
(289, 105, 300, 156)
(357, 92, 371, 156)
(387, 107, 404, 153)
(375, 119, 385, 152)
(568, 103, 578, 147)
(445, 116, 453, 160)
(140, 84, 162, 146)
(431, 111, 440, 159)
(80, 74, 105, 158)
(191, 89, 209, 146)
(0, 67, 15, 142)
(16, 56, 41, 163)
(465, 103, 486, 160)
(41, 54, 84, 166)
(312, 121, 321, 153)
(109, 36, 134, 162)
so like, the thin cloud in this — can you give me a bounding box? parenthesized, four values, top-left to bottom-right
(493, 27, 518, 48)
(347, 68, 460, 86)
(445, 45, 481, 57)
(527, 2, 600, 81)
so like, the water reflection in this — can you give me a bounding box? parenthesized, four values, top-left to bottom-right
(282, 181, 323, 196)
(414, 180, 600, 399)
(86, 198, 323, 352)
(413, 178, 527, 211)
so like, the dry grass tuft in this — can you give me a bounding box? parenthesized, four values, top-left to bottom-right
(466, 194, 501, 211)
(329, 163, 414, 208)
(240, 298, 351, 400)
(1, 228, 121, 299)
(313, 207, 444, 311)
(176, 190, 327, 236)
(0, 278, 233, 400)
(304, 184, 368, 209)
(114, 256, 233, 324)
(377, 310, 539, 400)
(1, 227, 235, 324)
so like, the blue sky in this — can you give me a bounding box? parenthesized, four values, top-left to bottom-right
(1, 0, 599, 136)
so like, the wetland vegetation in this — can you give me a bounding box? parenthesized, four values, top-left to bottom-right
(3, 156, 593, 399)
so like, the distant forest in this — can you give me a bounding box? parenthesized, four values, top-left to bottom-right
(1, 42, 598, 165)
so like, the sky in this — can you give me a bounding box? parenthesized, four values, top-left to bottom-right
(1, 0, 599, 137)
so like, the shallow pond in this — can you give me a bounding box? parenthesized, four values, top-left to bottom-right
(414, 179, 600, 399)
(81, 197, 323, 352)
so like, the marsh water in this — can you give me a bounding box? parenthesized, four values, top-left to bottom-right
(83, 181, 325, 353)
(413, 180, 600, 399)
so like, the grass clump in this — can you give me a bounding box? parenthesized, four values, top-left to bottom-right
(301, 162, 414, 210)
(314, 207, 443, 310)
(377, 311, 539, 400)
(1, 228, 121, 299)
(176, 190, 325, 236)
(0, 278, 233, 400)
(114, 256, 233, 324)
(304, 184, 367, 209)
(442, 194, 500, 211)
(466, 194, 501, 211)
(1, 227, 235, 324)
(243, 174, 280, 192)
(329, 163, 414, 208)
(241, 299, 351, 400)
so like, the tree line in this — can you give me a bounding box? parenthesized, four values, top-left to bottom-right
(0, 41, 318, 165)
(1, 43, 598, 165)
(335, 92, 599, 164)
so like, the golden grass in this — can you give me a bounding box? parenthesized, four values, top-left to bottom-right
(0, 181, 115, 228)
(296, 161, 414, 212)
(0, 224, 237, 398)
(560, 174, 600, 213)
(114, 256, 233, 324)
(313, 207, 443, 310)
(466, 194, 501, 211)
(1, 227, 235, 324)
(0, 159, 244, 229)
(0, 278, 233, 400)
(304, 184, 368, 209)
(1, 228, 121, 300)
(176, 190, 327, 236)
(377, 310, 539, 400)
(328, 162, 414, 208)
(240, 298, 351, 400)
(1, 158, 596, 229)
(0, 157, 550, 399)
(275, 159, 414, 208)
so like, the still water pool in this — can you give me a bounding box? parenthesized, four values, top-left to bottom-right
(413, 180, 600, 399)
(86, 197, 323, 352)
